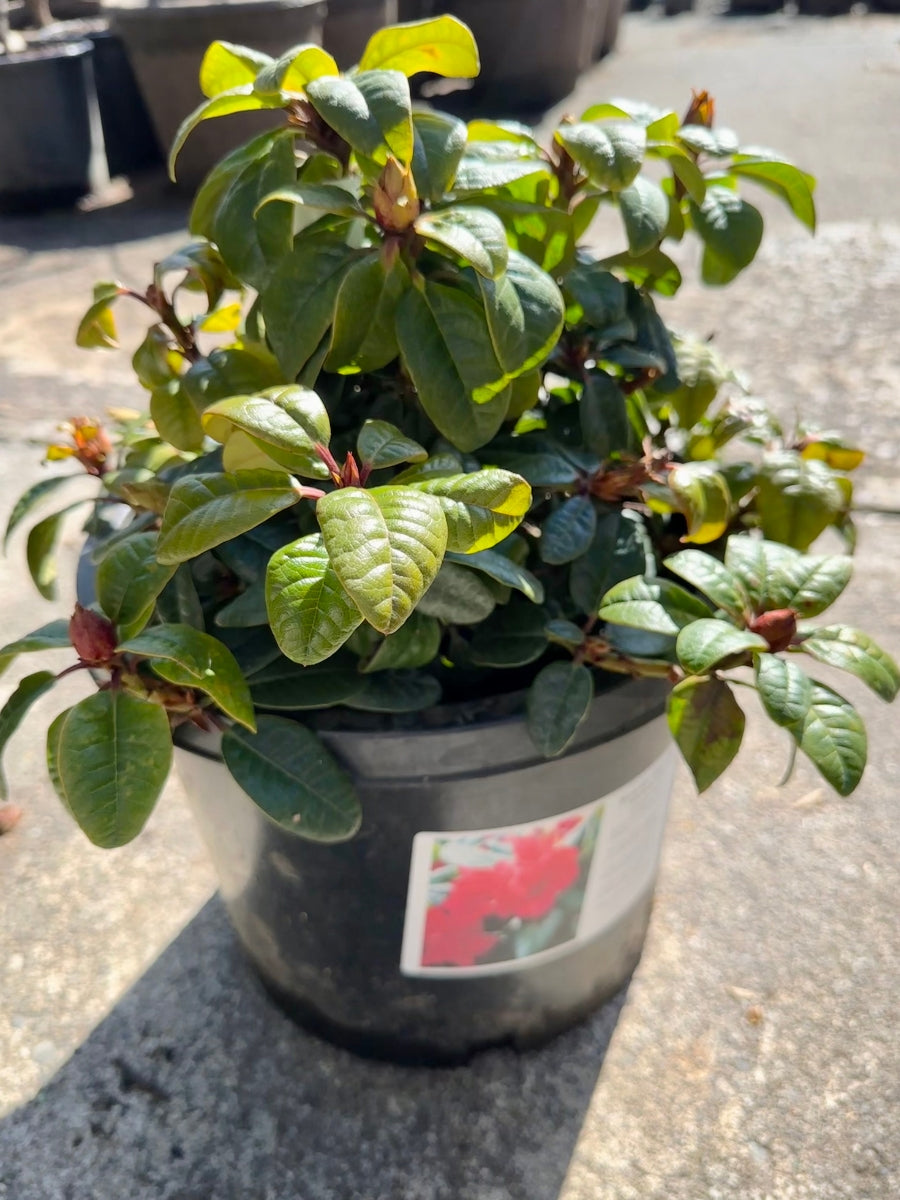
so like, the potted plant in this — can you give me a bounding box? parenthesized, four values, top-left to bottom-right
(2, 17, 897, 1061)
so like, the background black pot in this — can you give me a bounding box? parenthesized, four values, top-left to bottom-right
(0, 40, 105, 211)
(323, 0, 397, 67)
(86, 28, 162, 177)
(175, 679, 674, 1063)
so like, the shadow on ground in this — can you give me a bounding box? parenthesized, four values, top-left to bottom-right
(0, 897, 625, 1200)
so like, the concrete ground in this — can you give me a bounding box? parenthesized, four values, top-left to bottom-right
(1, 10, 899, 1199)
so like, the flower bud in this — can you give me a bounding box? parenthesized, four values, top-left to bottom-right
(749, 608, 797, 654)
(373, 157, 419, 233)
(69, 603, 118, 665)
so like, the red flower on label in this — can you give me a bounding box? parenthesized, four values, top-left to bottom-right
(421, 900, 499, 967)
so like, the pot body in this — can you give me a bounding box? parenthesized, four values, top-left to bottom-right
(87, 29, 162, 177)
(108, 0, 326, 187)
(0, 42, 100, 211)
(176, 679, 675, 1062)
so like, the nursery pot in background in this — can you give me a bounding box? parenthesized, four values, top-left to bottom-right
(175, 678, 674, 1063)
(323, 0, 398, 67)
(0, 40, 105, 211)
(107, 0, 326, 187)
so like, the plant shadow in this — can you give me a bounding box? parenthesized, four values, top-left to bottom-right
(0, 896, 627, 1200)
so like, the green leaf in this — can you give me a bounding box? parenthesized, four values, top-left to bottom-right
(485, 435, 584, 488)
(4, 474, 79, 550)
(150, 384, 204, 453)
(676, 619, 767, 675)
(617, 176, 668, 255)
(403, 469, 531, 553)
(199, 41, 272, 98)
(202, 386, 332, 478)
(665, 339, 728, 429)
(0, 671, 57, 799)
(317, 486, 448, 635)
(26, 510, 66, 600)
(96, 532, 177, 640)
(157, 565, 206, 630)
(540, 495, 597, 566)
(75, 282, 124, 349)
(215, 580, 269, 628)
(469, 601, 548, 667)
(415, 206, 508, 278)
(261, 234, 359, 380)
(668, 462, 732, 545)
(255, 182, 364, 221)
(252, 43, 338, 95)
(579, 371, 630, 460)
(181, 347, 284, 410)
(796, 682, 867, 796)
(157, 471, 300, 566)
(755, 653, 813, 727)
(453, 141, 550, 192)
(306, 70, 413, 166)
(555, 121, 646, 190)
(265, 534, 364, 665)
(477, 250, 565, 378)
(598, 576, 711, 635)
(362, 612, 441, 673)
(191, 128, 293, 238)
(667, 676, 744, 792)
(596, 248, 682, 297)
(797, 625, 900, 703)
(688, 187, 764, 286)
(565, 262, 627, 327)
(730, 154, 816, 232)
(326, 251, 409, 374)
(411, 109, 467, 202)
(356, 419, 426, 470)
(50, 691, 172, 847)
(119, 624, 255, 730)
(0, 620, 72, 678)
(168, 86, 286, 180)
(756, 453, 846, 552)
(527, 661, 594, 757)
(570, 511, 651, 615)
(416, 561, 496, 624)
(222, 716, 361, 842)
(394, 285, 509, 451)
(545, 618, 584, 648)
(346, 671, 442, 712)
(358, 15, 479, 77)
(249, 656, 364, 708)
(445, 548, 543, 603)
(780, 555, 853, 618)
(663, 550, 750, 621)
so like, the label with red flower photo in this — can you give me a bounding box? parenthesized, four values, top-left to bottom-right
(400, 748, 676, 976)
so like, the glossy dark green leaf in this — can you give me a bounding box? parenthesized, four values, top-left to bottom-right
(570, 511, 650, 615)
(157, 471, 300, 565)
(0, 620, 72, 679)
(362, 612, 442, 673)
(663, 550, 750, 621)
(0, 671, 57, 799)
(202, 386, 331, 479)
(95, 532, 177, 640)
(265, 534, 364, 666)
(4, 474, 79, 550)
(416, 206, 508, 278)
(214, 580, 269, 628)
(688, 187, 764, 286)
(26, 510, 66, 600)
(346, 670, 442, 712)
(326, 251, 410, 374)
(222, 716, 361, 842)
(356, 419, 426, 470)
(150, 383, 205, 453)
(797, 625, 900, 702)
(411, 109, 467, 201)
(168, 85, 286, 180)
(50, 691, 172, 847)
(416, 561, 496, 624)
(485, 435, 583, 488)
(306, 70, 413, 166)
(403, 469, 531, 553)
(555, 121, 645, 190)
(477, 250, 565, 377)
(255, 182, 364, 221)
(598, 575, 711, 635)
(445, 548, 543, 603)
(527, 661, 594, 757)
(780, 555, 853, 618)
(617, 176, 668, 255)
(190, 128, 293, 239)
(453, 141, 550, 191)
(756, 453, 846, 551)
(667, 676, 744, 792)
(675, 619, 767, 675)
(755, 653, 813, 728)
(249, 656, 364, 708)
(181, 347, 283, 410)
(469, 602, 549, 667)
(157, 565, 206, 631)
(579, 371, 630, 460)
(119, 624, 255, 730)
(724, 535, 805, 614)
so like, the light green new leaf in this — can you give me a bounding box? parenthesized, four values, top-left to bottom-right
(663, 549, 750, 621)
(668, 462, 732, 545)
(666, 338, 729, 429)
(4, 474, 80, 550)
(222, 716, 361, 842)
(403, 468, 531, 552)
(477, 250, 565, 378)
(50, 691, 172, 848)
(168, 85, 286, 180)
(411, 109, 467, 201)
(96, 532, 177, 640)
(730, 153, 816, 232)
(157, 471, 301, 565)
(261, 235, 359, 380)
(415, 561, 496, 624)
(415, 206, 508, 278)
(688, 187, 764, 286)
(119, 624, 255, 729)
(265, 534, 364, 665)
(75, 282, 124, 349)
(202, 386, 332, 478)
(199, 41, 272, 98)
(0, 671, 57, 799)
(356, 419, 426, 469)
(555, 121, 646, 190)
(326, 251, 409, 374)
(598, 576, 711, 635)
(252, 43, 338, 95)
(317, 486, 448, 634)
(527, 661, 594, 757)
(797, 625, 900, 702)
(445, 548, 544, 603)
(358, 15, 479, 78)
(676, 619, 767, 675)
(150, 384, 204, 453)
(362, 611, 442, 673)
(540, 495, 597, 565)
(26, 509, 67, 600)
(667, 676, 744, 792)
(249, 656, 364, 709)
(306, 70, 413, 166)
(617, 175, 668, 255)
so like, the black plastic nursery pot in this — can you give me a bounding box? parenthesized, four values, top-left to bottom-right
(108, 0, 326, 187)
(175, 678, 674, 1063)
(323, 0, 398, 67)
(0, 41, 100, 212)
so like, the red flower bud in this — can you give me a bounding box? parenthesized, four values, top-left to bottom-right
(749, 608, 797, 654)
(69, 604, 118, 665)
